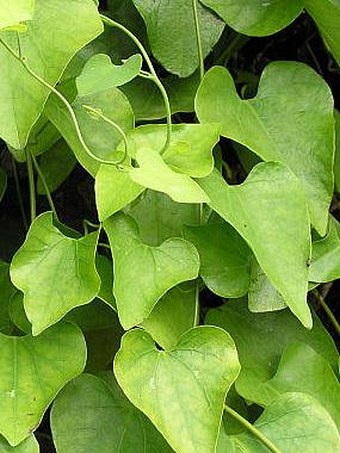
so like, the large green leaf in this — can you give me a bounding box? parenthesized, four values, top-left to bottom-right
(197, 165, 312, 328)
(51, 373, 173, 453)
(309, 215, 340, 283)
(0, 322, 86, 446)
(0, 1, 35, 32)
(206, 299, 339, 404)
(104, 213, 200, 329)
(0, 434, 38, 453)
(218, 393, 340, 452)
(114, 326, 240, 453)
(0, 0, 103, 149)
(132, 0, 224, 77)
(0, 261, 16, 333)
(196, 62, 334, 235)
(10, 212, 100, 335)
(184, 223, 251, 298)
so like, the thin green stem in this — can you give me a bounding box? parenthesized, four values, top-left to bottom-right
(313, 289, 340, 337)
(25, 149, 36, 223)
(100, 14, 172, 152)
(224, 405, 281, 453)
(12, 158, 28, 230)
(192, 0, 204, 81)
(31, 153, 58, 218)
(0, 38, 122, 166)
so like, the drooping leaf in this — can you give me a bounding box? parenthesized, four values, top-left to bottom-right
(197, 165, 312, 328)
(132, 0, 224, 77)
(184, 222, 251, 298)
(0, 434, 39, 453)
(0, 261, 16, 333)
(309, 215, 340, 283)
(0, 0, 103, 149)
(51, 373, 173, 453)
(196, 62, 334, 235)
(0, 322, 86, 446)
(104, 213, 200, 329)
(206, 299, 339, 404)
(218, 393, 340, 452)
(114, 326, 240, 453)
(0, 1, 36, 32)
(10, 212, 100, 335)
(142, 283, 197, 350)
(76, 53, 143, 97)
(0, 167, 7, 202)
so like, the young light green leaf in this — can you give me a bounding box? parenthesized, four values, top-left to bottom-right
(184, 223, 251, 298)
(0, 434, 39, 453)
(51, 373, 173, 453)
(196, 62, 334, 235)
(132, 0, 224, 77)
(309, 215, 340, 283)
(0, 1, 36, 32)
(114, 326, 240, 453)
(0, 0, 103, 149)
(76, 53, 143, 97)
(206, 299, 339, 404)
(0, 167, 7, 202)
(219, 393, 340, 452)
(198, 165, 312, 328)
(104, 213, 200, 329)
(142, 283, 197, 350)
(10, 212, 100, 335)
(0, 322, 86, 446)
(130, 148, 209, 204)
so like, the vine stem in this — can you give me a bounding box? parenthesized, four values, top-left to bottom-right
(30, 153, 58, 218)
(192, 0, 204, 81)
(0, 37, 124, 166)
(100, 14, 172, 152)
(25, 149, 36, 223)
(224, 405, 281, 453)
(312, 289, 340, 337)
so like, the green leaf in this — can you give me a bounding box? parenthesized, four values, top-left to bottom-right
(0, 1, 35, 32)
(114, 326, 240, 453)
(0, 167, 7, 202)
(10, 212, 100, 335)
(219, 393, 340, 452)
(197, 165, 312, 328)
(0, 434, 38, 453)
(36, 139, 77, 194)
(104, 213, 200, 329)
(0, 0, 103, 149)
(263, 343, 340, 427)
(96, 254, 116, 310)
(206, 299, 339, 404)
(309, 216, 340, 283)
(132, 0, 224, 77)
(76, 53, 143, 97)
(184, 223, 251, 298)
(142, 283, 197, 350)
(130, 148, 210, 204)
(334, 110, 340, 193)
(51, 373, 173, 453)
(196, 62, 334, 235)
(0, 261, 16, 333)
(0, 322, 86, 446)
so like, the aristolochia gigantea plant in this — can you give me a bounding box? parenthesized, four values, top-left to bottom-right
(0, 0, 339, 452)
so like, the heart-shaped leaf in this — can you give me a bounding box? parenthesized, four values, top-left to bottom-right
(0, 322, 86, 446)
(0, 434, 38, 453)
(51, 373, 173, 453)
(0, 1, 36, 32)
(196, 62, 334, 235)
(206, 299, 339, 404)
(0, 0, 103, 149)
(76, 53, 143, 97)
(132, 0, 224, 77)
(104, 213, 200, 329)
(114, 326, 240, 453)
(197, 164, 312, 328)
(184, 223, 252, 298)
(10, 212, 100, 335)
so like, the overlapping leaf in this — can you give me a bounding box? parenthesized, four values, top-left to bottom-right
(198, 164, 312, 328)
(10, 212, 100, 335)
(0, 1, 36, 32)
(0, 323, 86, 446)
(114, 326, 240, 453)
(0, 434, 38, 453)
(104, 213, 200, 329)
(196, 62, 334, 235)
